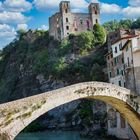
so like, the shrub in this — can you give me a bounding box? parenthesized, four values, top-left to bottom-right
(93, 24, 106, 46)
(77, 31, 95, 53)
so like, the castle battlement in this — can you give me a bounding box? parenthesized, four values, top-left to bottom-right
(49, 1, 100, 40)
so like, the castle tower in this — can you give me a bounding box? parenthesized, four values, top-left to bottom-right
(60, 1, 70, 13)
(88, 3, 100, 27)
(59, 1, 71, 38)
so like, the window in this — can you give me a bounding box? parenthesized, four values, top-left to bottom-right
(66, 26, 69, 30)
(131, 59, 133, 64)
(108, 109, 117, 128)
(119, 43, 122, 50)
(120, 116, 126, 128)
(80, 19, 83, 25)
(114, 57, 118, 65)
(122, 58, 124, 63)
(119, 81, 121, 86)
(95, 10, 97, 15)
(109, 72, 112, 78)
(65, 9, 68, 13)
(96, 19, 98, 23)
(115, 46, 117, 53)
(124, 82, 126, 87)
(107, 56, 110, 60)
(117, 69, 119, 75)
(121, 70, 124, 76)
(66, 18, 68, 22)
(127, 57, 130, 67)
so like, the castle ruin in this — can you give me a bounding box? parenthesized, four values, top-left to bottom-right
(49, 1, 100, 40)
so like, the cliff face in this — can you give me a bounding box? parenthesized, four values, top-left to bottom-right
(0, 30, 107, 133)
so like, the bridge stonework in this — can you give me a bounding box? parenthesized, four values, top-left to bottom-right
(0, 82, 140, 140)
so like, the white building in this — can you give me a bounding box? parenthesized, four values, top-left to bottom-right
(106, 29, 140, 140)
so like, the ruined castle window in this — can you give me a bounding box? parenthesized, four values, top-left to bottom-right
(66, 26, 69, 30)
(66, 18, 68, 22)
(65, 9, 68, 13)
(86, 20, 90, 30)
(96, 19, 98, 23)
(95, 10, 98, 15)
(80, 19, 83, 25)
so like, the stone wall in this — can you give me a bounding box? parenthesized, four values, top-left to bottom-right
(49, 2, 100, 40)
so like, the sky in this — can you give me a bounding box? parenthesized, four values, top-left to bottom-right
(0, 0, 140, 49)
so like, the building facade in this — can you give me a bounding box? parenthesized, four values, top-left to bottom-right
(106, 29, 140, 139)
(49, 1, 100, 40)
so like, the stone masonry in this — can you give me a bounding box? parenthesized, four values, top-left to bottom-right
(0, 82, 140, 140)
(49, 1, 100, 40)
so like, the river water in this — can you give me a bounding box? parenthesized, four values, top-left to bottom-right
(15, 131, 107, 140)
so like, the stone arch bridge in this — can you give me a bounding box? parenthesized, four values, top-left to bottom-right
(0, 82, 140, 140)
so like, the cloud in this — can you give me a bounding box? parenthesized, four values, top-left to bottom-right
(2, 0, 32, 12)
(17, 24, 28, 31)
(33, 0, 88, 11)
(128, 0, 140, 7)
(38, 25, 48, 30)
(0, 2, 4, 11)
(123, 6, 140, 18)
(100, 3, 121, 14)
(0, 11, 30, 24)
(0, 24, 16, 49)
(0, 24, 16, 38)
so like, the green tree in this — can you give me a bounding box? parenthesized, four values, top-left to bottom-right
(132, 18, 140, 29)
(59, 39, 70, 55)
(77, 31, 95, 53)
(94, 24, 106, 46)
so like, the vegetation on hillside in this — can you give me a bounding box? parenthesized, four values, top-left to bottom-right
(103, 17, 140, 32)
(0, 24, 107, 103)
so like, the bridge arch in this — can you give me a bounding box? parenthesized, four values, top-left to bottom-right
(0, 82, 140, 140)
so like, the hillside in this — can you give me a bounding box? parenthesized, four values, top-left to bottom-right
(0, 24, 106, 103)
(0, 24, 108, 135)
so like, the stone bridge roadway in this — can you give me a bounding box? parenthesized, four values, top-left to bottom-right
(0, 82, 140, 140)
